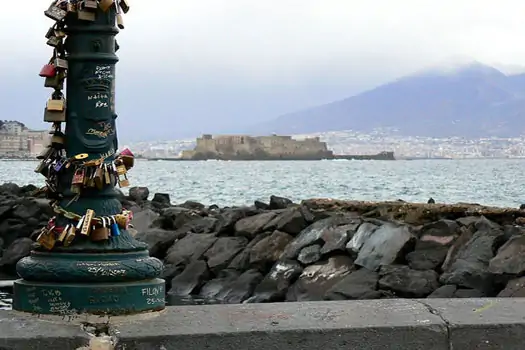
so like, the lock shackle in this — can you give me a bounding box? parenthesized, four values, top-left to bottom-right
(52, 90, 64, 100)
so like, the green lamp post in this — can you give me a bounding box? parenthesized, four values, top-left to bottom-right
(12, 1, 165, 315)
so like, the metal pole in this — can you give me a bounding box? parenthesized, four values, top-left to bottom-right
(13, 0, 165, 315)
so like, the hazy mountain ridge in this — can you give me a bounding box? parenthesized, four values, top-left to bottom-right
(257, 62, 525, 137)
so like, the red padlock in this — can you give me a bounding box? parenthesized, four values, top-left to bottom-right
(40, 62, 57, 78)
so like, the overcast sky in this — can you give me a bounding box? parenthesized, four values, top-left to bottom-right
(3, 0, 525, 140)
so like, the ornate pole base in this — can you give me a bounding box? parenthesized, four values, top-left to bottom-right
(13, 238, 165, 315)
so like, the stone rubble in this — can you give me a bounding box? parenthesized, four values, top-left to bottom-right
(2, 182, 525, 302)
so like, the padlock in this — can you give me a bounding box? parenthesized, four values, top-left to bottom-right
(39, 59, 57, 78)
(99, 0, 114, 12)
(50, 133, 65, 148)
(63, 225, 77, 247)
(83, 0, 99, 10)
(94, 164, 105, 189)
(46, 96, 65, 112)
(45, 24, 57, 39)
(54, 56, 68, 70)
(67, 1, 77, 13)
(91, 217, 110, 241)
(80, 209, 95, 236)
(110, 217, 121, 236)
(44, 71, 65, 89)
(44, 1, 68, 21)
(114, 213, 129, 229)
(72, 168, 86, 185)
(119, 0, 129, 13)
(46, 36, 62, 48)
(115, 4, 124, 29)
(37, 226, 57, 250)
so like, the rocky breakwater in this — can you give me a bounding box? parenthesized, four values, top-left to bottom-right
(2, 182, 525, 303)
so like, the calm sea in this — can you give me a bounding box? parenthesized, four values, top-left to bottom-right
(0, 158, 524, 208)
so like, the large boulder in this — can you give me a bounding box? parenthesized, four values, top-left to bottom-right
(440, 223, 505, 294)
(249, 230, 293, 268)
(245, 260, 303, 303)
(204, 237, 248, 273)
(286, 255, 354, 301)
(282, 215, 359, 259)
(406, 219, 460, 270)
(378, 265, 440, 298)
(489, 234, 525, 276)
(234, 212, 278, 239)
(165, 233, 217, 267)
(324, 268, 381, 300)
(354, 223, 415, 271)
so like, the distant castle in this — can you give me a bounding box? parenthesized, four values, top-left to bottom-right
(181, 134, 334, 160)
(0, 121, 48, 158)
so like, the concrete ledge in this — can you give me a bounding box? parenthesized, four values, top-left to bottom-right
(1, 299, 525, 349)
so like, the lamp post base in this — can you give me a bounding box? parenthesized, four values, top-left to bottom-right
(13, 278, 165, 315)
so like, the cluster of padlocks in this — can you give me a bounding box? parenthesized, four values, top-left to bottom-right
(35, 0, 135, 250)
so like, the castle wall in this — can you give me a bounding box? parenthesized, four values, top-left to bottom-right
(184, 134, 333, 159)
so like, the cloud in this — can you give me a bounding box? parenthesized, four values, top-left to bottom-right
(3, 0, 525, 139)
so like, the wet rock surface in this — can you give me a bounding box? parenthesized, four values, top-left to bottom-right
(3, 183, 525, 303)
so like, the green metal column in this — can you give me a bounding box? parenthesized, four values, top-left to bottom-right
(13, 2, 165, 315)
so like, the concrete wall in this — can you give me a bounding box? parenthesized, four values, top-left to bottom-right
(2, 298, 525, 349)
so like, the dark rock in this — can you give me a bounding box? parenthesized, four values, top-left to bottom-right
(198, 269, 241, 300)
(12, 199, 42, 220)
(221, 269, 264, 303)
(427, 285, 457, 298)
(286, 255, 354, 301)
(152, 193, 170, 206)
(354, 223, 415, 271)
(440, 225, 505, 294)
(245, 260, 303, 303)
(520, 204, 525, 210)
(161, 264, 184, 291)
(454, 288, 487, 298)
(0, 206, 11, 222)
(0, 238, 34, 275)
(227, 232, 270, 270)
(282, 215, 358, 259)
(498, 277, 525, 297)
(179, 200, 205, 211)
(165, 233, 217, 266)
(262, 207, 309, 236)
(489, 234, 525, 275)
(215, 207, 251, 234)
(406, 219, 460, 270)
(249, 231, 293, 268)
(297, 244, 322, 265)
(128, 186, 149, 201)
(456, 216, 481, 227)
(204, 237, 248, 273)
(269, 195, 293, 209)
(168, 260, 209, 296)
(378, 265, 440, 298)
(254, 200, 269, 210)
(135, 228, 187, 258)
(0, 183, 20, 195)
(234, 212, 278, 239)
(184, 217, 218, 233)
(131, 209, 159, 234)
(427, 197, 435, 204)
(324, 268, 381, 300)
(320, 224, 356, 255)
(441, 226, 474, 271)
(346, 222, 378, 256)
(153, 207, 192, 230)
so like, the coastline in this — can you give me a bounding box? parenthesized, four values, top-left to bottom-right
(1, 182, 525, 308)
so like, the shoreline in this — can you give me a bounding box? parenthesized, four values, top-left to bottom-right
(1, 182, 525, 307)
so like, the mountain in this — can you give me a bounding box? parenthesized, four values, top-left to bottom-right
(256, 61, 525, 137)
